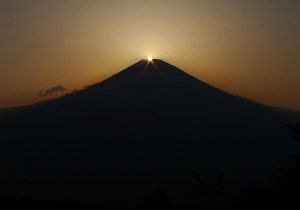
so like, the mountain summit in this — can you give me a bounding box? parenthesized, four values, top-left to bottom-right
(86, 59, 221, 95)
(0, 59, 298, 207)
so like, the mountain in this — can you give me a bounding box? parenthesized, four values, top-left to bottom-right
(0, 59, 299, 207)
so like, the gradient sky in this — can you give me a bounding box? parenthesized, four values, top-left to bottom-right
(1, 0, 300, 110)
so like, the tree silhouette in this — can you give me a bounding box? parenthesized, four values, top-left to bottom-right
(273, 123, 300, 185)
(288, 122, 300, 141)
(193, 171, 228, 209)
(137, 190, 173, 210)
(270, 122, 300, 208)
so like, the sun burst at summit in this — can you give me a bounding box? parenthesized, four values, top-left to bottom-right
(148, 56, 152, 61)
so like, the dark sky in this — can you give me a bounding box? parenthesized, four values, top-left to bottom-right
(1, 0, 300, 110)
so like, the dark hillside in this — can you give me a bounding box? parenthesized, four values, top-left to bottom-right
(0, 59, 299, 207)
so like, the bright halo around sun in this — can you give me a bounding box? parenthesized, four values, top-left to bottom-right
(148, 56, 152, 61)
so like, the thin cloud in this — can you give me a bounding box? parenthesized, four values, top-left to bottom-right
(38, 85, 67, 96)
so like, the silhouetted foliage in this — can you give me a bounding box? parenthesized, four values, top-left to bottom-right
(0, 197, 117, 210)
(189, 123, 300, 209)
(137, 190, 172, 210)
(288, 122, 300, 141)
(265, 122, 300, 208)
(135, 190, 198, 210)
(273, 123, 300, 184)
(193, 171, 228, 209)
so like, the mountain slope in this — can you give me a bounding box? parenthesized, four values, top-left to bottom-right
(2, 59, 295, 136)
(0, 59, 299, 207)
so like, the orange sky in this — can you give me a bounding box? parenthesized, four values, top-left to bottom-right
(1, 0, 300, 110)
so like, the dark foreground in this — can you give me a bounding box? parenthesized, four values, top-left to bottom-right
(0, 122, 299, 210)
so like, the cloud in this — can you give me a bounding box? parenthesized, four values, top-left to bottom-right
(38, 85, 67, 96)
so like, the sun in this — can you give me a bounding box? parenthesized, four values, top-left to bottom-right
(148, 56, 152, 61)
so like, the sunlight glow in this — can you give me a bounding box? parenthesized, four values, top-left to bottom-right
(148, 56, 152, 61)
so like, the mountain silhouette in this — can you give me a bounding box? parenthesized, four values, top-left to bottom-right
(0, 59, 299, 207)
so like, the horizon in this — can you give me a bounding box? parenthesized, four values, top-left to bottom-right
(1, 57, 300, 111)
(1, 0, 300, 111)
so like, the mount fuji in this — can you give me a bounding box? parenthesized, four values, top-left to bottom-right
(0, 59, 299, 207)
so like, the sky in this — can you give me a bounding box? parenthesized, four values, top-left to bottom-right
(1, 0, 300, 110)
